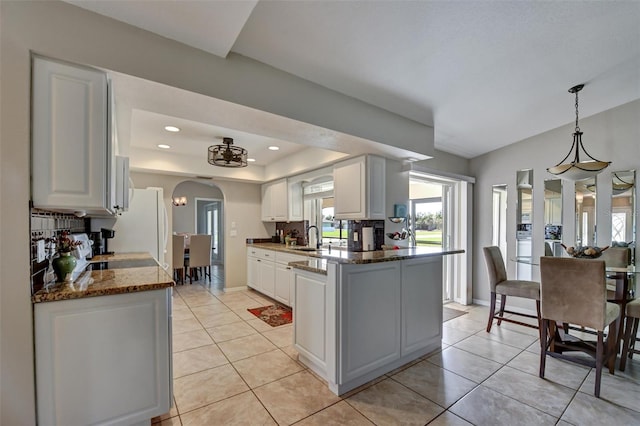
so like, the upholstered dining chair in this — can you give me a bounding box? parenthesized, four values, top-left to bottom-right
(620, 298, 640, 371)
(187, 234, 212, 284)
(482, 246, 541, 333)
(172, 234, 186, 284)
(539, 257, 620, 398)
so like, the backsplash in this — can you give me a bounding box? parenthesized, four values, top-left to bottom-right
(30, 209, 88, 294)
(275, 221, 309, 245)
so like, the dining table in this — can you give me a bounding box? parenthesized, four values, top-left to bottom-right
(514, 256, 638, 358)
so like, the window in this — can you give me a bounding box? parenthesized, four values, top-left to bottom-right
(303, 178, 349, 247)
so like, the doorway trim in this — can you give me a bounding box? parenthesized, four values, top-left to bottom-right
(194, 197, 224, 265)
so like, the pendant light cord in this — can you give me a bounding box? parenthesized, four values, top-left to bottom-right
(574, 90, 580, 132)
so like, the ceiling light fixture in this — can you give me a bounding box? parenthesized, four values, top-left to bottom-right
(157, 144, 171, 149)
(268, 146, 280, 151)
(547, 84, 610, 181)
(208, 137, 248, 168)
(164, 126, 180, 132)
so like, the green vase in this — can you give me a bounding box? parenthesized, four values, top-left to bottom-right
(52, 252, 77, 282)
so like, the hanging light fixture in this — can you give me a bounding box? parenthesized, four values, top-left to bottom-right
(547, 84, 610, 181)
(208, 137, 248, 168)
(613, 172, 634, 195)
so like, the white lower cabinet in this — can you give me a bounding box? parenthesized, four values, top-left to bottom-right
(339, 262, 402, 383)
(35, 288, 172, 426)
(293, 269, 328, 370)
(246, 247, 305, 306)
(293, 256, 444, 396)
(400, 257, 443, 355)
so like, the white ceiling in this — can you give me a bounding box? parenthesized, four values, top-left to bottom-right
(68, 1, 640, 168)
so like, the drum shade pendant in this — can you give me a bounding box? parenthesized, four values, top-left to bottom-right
(547, 84, 610, 181)
(208, 137, 248, 167)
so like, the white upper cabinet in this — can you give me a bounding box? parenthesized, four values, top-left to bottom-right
(333, 155, 386, 220)
(32, 56, 120, 216)
(262, 178, 303, 222)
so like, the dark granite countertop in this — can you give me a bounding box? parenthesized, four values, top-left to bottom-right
(32, 253, 174, 303)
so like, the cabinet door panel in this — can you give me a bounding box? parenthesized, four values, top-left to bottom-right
(32, 56, 109, 211)
(260, 260, 276, 297)
(334, 159, 365, 218)
(339, 263, 401, 382)
(401, 257, 443, 355)
(294, 272, 327, 366)
(35, 290, 170, 425)
(275, 263, 291, 305)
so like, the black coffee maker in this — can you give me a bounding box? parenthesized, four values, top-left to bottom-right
(100, 228, 115, 255)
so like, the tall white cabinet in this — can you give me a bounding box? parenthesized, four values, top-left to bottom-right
(34, 289, 172, 426)
(333, 155, 386, 220)
(32, 55, 125, 216)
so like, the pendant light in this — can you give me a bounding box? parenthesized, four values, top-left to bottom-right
(208, 137, 248, 168)
(546, 84, 610, 181)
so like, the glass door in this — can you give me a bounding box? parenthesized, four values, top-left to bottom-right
(410, 180, 453, 301)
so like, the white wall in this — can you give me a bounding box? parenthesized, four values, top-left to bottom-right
(470, 99, 640, 309)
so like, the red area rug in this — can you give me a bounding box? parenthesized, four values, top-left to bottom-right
(247, 304, 293, 327)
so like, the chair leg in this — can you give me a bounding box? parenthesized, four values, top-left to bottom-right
(606, 324, 617, 374)
(535, 300, 542, 344)
(620, 317, 637, 371)
(497, 294, 507, 326)
(595, 331, 604, 398)
(487, 292, 497, 332)
(189, 267, 193, 284)
(539, 319, 548, 378)
(631, 318, 639, 357)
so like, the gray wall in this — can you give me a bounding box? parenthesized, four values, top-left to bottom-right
(171, 181, 224, 234)
(470, 99, 640, 309)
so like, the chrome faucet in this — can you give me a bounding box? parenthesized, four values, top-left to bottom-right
(306, 225, 321, 249)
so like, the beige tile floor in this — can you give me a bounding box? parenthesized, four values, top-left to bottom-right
(155, 279, 640, 425)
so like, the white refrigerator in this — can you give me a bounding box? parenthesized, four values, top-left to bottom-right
(92, 187, 168, 268)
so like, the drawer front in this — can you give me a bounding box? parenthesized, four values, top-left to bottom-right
(275, 251, 307, 265)
(247, 247, 274, 261)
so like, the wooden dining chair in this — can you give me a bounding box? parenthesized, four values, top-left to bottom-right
(539, 257, 620, 398)
(187, 234, 212, 284)
(620, 298, 640, 371)
(172, 234, 186, 284)
(482, 246, 541, 333)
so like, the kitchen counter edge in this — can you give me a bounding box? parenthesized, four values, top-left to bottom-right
(247, 242, 464, 265)
(32, 252, 174, 303)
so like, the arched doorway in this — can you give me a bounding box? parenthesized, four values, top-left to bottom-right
(172, 180, 225, 288)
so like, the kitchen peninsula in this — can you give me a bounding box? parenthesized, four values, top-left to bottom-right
(247, 242, 463, 395)
(32, 253, 173, 426)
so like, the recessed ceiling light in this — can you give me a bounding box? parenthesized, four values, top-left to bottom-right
(164, 126, 180, 132)
(247, 158, 256, 162)
(268, 146, 280, 151)
(157, 144, 171, 149)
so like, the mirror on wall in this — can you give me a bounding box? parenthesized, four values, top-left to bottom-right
(575, 176, 596, 247)
(516, 170, 533, 279)
(543, 179, 563, 256)
(611, 170, 635, 263)
(492, 184, 508, 258)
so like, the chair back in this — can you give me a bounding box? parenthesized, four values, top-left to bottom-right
(540, 257, 607, 331)
(172, 235, 185, 270)
(602, 247, 630, 268)
(189, 234, 212, 268)
(483, 246, 507, 292)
